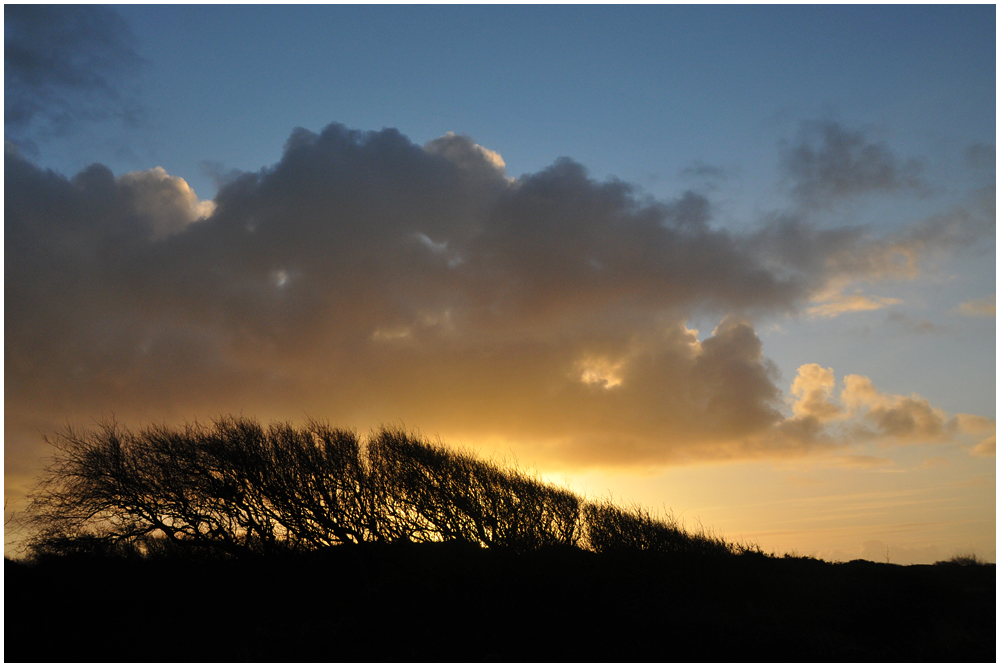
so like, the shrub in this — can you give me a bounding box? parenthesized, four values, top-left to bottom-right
(583, 499, 742, 558)
(935, 553, 988, 567)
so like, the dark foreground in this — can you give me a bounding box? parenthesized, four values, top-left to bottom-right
(6, 543, 995, 662)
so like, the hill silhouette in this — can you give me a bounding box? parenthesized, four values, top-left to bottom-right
(7, 417, 995, 661)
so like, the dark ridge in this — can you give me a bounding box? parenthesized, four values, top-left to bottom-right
(6, 546, 995, 662)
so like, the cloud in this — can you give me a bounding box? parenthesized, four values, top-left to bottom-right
(749, 216, 917, 288)
(965, 142, 995, 176)
(782, 121, 925, 206)
(119, 167, 217, 239)
(777, 366, 994, 451)
(955, 415, 996, 458)
(841, 375, 951, 442)
(749, 185, 992, 318)
(4, 5, 145, 140)
(957, 295, 995, 318)
(789, 364, 842, 422)
(3, 125, 803, 469)
(954, 413, 995, 435)
(3, 121, 991, 470)
(970, 438, 995, 457)
(200, 160, 246, 191)
(680, 161, 730, 181)
(424, 131, 508, 180)
(806, 291, 902, 318)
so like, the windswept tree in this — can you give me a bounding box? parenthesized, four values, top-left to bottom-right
(21, 418, 586, 558)
(20, 416, 746, 560)
(240, 419, 376, 548)
(368, 426, 583, 551)
(22, 418, 371, 557)
(583, 499, 743, 558)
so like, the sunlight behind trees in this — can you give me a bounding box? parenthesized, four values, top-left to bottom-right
(18, 417, 757, 561)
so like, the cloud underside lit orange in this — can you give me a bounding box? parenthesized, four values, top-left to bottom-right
(4, 124, 995, 473)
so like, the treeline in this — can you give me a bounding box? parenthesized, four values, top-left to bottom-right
(20, 417, 755, 560)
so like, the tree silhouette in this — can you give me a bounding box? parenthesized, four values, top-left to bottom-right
(10, 417, 994, 664)
(584, 498, 738, 557)
(368, 426, 583, 551)
(21, 417, 595, 558)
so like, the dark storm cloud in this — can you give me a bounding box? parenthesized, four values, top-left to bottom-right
(4, 5, 145, 137)
(5, 122, 988, 469)
(200, 160, 246, 191)
(4, 124, 811, 468)
(782, 121, 925, 206)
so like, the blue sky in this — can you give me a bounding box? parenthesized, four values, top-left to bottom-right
(5, 4, 995, 562)
(27, 5, 995, 201)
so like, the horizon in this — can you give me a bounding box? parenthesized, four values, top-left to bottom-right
(4, 4, 995, 563)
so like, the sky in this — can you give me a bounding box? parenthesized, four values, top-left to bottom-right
(4, 4, 995, 563)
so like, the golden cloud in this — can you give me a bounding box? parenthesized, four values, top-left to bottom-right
(957, 295, 996, 318)
(955, 413, 996, 436)
(790, 364, 842, 422)
(842, 375, 950, 443)
(971, 437, 996, 457)
(806, 290, 902, 318)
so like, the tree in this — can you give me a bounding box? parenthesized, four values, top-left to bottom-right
(22, 418, 367, 557)
(20, 415, 746, 560)
(368, 426, 583, 551)
(21, 417, 584, 558)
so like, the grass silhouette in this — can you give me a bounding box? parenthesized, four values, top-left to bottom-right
(7, 416, 995, 661)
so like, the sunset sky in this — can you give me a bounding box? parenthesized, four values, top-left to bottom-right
(5, 5, 995, 563)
